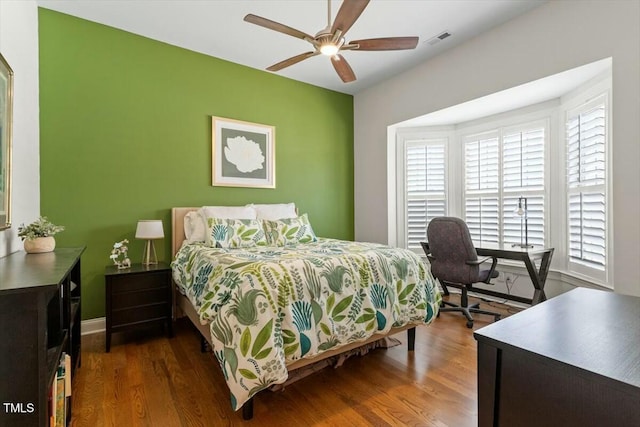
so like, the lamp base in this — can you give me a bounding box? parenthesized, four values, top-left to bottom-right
(512, 243, 534, 249)
(141, 240, 159, 266)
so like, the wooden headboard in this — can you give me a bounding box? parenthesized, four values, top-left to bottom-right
(171, 207, 199, 258)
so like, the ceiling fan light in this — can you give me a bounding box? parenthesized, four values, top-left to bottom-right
(320, 43, 339, 56)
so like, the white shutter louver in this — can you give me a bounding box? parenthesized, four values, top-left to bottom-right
(503, 129, 544, 191)
(567, 102, 606, 271)
(465, 137, 499, 192)
(465, 197, 499, 243)
(405, 141, 446, 249)
(465, 135, 499, 243)
(502, 128, 545, 246)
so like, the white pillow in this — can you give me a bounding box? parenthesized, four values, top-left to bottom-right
(184, 211, 207, 243)
(249, 203, 297, 220)
(201, 205, 257, 220)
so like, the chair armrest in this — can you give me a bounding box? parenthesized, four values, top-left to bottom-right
(466, 256, 498, 283)
(465, 256, 493, 265)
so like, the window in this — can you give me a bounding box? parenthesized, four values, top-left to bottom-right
(404, 139, 447, 250)
(566, 96, 607, 277)
(463, 122, 546, 246)
(464, 133, 499, 242)
(502, 127, 545, 246)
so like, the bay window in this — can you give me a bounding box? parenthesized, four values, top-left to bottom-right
(395, 76, 610, 287)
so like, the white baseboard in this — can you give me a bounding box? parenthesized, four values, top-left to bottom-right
(81, 317, 105, 335)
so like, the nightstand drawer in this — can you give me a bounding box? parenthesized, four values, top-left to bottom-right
(109, 271, 169, 294)
(111, 288, 168, 310)
(111, 303, 168, 327)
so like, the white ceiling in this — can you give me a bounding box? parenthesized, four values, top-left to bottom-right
(37, 0, 546, 95)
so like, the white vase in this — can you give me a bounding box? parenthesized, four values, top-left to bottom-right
(24, 236, 56, 254)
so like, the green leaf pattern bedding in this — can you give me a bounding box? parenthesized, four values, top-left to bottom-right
(172, 238, 441, 411)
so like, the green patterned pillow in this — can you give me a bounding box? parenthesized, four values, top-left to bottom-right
(206, 218, 268, 248)
(264, 213, 318, 246)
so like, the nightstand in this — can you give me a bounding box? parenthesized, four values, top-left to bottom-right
(105, 262, 173, 352)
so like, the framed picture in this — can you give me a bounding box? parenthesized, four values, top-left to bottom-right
(212, 116, 275, 188)
(0, 53, 13, 230)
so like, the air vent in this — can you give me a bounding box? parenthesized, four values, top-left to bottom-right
(426, 31, 452, 46)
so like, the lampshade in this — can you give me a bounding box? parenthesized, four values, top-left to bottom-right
(135, 220, 164, 240)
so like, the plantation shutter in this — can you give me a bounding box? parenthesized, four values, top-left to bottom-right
(567, 102, 606, 270)
(464, 136, 499, 242)
(502, 128, 545, 246)
(405, 141, 447, 249)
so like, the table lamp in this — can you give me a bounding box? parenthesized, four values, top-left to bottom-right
(513, 196, 533, 248)
(135, 220, 164, 265)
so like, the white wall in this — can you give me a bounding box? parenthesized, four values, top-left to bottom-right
(0, 0, 40, 257)
(354, 1, 640, 296)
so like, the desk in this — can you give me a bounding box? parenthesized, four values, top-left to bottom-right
(474, 288, 640, 427)
(474, 243, 554, 305)
(421, 242, 554, 306)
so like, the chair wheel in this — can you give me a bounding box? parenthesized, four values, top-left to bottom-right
(466, 321, 473, 328)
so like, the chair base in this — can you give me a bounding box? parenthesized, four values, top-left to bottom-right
(440, 283, 502, 328)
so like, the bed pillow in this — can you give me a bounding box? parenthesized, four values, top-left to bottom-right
(201, 205, 257, 220)
(184, 211, 207, 243)
(249, 203, 297, 220)
(205, 217, 268, 248)
(263, 213, 318, 246)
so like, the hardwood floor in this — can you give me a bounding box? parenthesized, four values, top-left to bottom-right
(70, 296, 521, 427)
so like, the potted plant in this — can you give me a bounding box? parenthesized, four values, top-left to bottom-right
(17, 216, 65, 253)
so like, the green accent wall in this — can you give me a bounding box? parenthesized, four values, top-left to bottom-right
(38, 9, 354, 320)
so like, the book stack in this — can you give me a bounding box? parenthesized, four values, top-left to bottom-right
(49, 353, 71, 427)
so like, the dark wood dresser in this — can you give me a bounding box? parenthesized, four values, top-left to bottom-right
(0, 248, 84, 426)
(474, 287, 640, 427)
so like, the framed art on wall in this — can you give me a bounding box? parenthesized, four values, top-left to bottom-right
(212, 116, 275, 189)
(0, 53, 14, 230)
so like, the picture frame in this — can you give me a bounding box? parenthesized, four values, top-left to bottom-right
(0, 53, 14, 230)
(212, 116, 275, 189)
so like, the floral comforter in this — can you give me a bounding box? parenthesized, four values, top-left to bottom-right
(172, 238, 441, 410)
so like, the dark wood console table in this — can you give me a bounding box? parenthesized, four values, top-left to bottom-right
(474, 288, 640, 427)
(0, 248, 84, 426)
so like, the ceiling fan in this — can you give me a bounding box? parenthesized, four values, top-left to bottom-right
(244, 0, 419, 83)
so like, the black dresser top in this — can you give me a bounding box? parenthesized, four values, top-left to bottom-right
(474, 287, 640, 390)
(0, 247, 85, 293)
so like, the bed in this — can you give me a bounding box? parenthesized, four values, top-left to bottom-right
(170, 207, 441, 420)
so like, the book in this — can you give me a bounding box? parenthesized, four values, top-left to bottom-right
(64, 354, 71, 397)
(55, 376, 65, 427)
(50, 352, 68, 427)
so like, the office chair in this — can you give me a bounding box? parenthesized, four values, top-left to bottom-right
(422, 217, 502, 328)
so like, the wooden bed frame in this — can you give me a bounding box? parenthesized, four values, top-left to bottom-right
(170, 207, 417, 420)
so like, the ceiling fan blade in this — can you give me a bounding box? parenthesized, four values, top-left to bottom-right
(244, 14, 314, 41)
(267, 51, 319, 72)
(349, 37, 419, 51)
(331, 0, 370, 35)
(331, 54, 356, 83)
